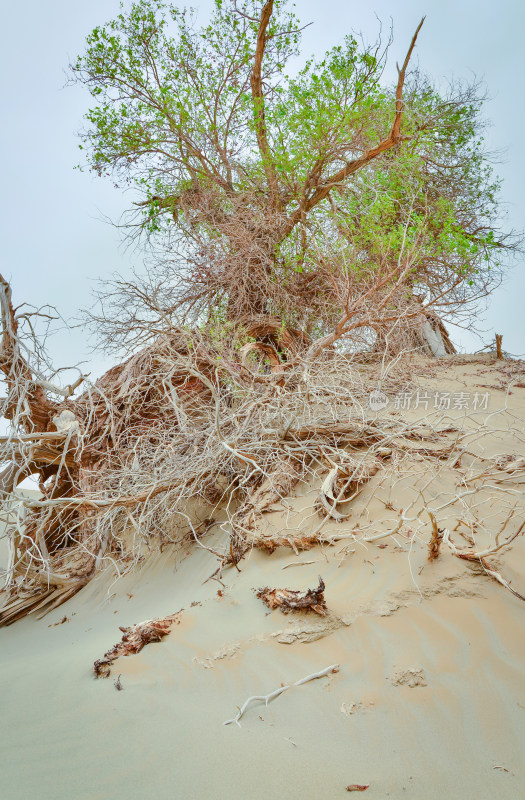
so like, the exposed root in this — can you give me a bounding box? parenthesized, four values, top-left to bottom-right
(2, 272, 524, 623)
(443, 525, 525, 602)
(0, 582, 88, 627)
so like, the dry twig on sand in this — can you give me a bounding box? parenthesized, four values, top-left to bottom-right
(223, 664, 340, 727)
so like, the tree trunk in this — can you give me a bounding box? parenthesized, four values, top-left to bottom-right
(412, 312, 456, 357)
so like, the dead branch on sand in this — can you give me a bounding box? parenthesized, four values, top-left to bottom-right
(443, 520, 525, 602)
(93, 613, 181, 677)
(223, 663, 340, 727)
(255, 575, 327, 616)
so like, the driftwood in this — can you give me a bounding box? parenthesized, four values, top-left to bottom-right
(255, 534, 321, 554)
(255, 575, 327, 616)
(93, 613, 181, 677)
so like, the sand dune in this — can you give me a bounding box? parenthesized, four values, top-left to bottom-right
(1, 356, 525, 799)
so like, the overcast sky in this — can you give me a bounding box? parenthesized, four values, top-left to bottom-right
(1, 0, 523, 379)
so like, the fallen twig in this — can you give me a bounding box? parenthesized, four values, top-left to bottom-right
(223, 664, 340, 726)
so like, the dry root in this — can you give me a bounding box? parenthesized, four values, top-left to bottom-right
(3, 268, 524, 624)
(458, 555, 525, 602)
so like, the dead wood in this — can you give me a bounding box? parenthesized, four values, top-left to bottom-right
(425, 311, 456, 355)
(457, 555, 525, 602)
(427, 512, 444, 562)
(254, 534, 321, 554)
(444, 522, 525, 602)
(93, 613, 181, 677)
(255, 575, 327, 616)
(0, 269, 510, 625)
(224, 663, 340, 726)
(0, 274, 60, 433)
(318, 458, 381, 521)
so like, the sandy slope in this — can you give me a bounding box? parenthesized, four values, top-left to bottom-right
(1, 356, 525, 800)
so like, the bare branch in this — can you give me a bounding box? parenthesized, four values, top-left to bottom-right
(281, 18, 425, 237)
(250, 1, 280, 208)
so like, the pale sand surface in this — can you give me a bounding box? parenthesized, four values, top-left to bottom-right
(1, 358, 525, 799)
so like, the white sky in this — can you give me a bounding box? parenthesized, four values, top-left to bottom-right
(1, 0, 523, 380)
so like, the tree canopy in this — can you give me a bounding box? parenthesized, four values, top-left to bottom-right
(71, 0, 517, 353)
